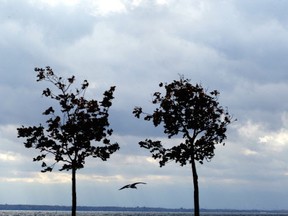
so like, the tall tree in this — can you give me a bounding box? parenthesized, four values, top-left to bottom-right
(133, 77, 233, 216)
(17, 67, 119, 216)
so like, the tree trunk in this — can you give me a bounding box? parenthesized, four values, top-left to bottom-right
(191, 158, 200, 216)
(71, 167, 77, 216)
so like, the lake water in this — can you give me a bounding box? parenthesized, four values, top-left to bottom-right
(0, 212, 192, 216)
(0, 211, 288, 216)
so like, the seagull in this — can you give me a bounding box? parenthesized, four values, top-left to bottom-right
(119, 182, 146, 190)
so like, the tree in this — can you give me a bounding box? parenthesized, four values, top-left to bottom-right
(17, 67, 119, 216)
(133, 77, 233, 216)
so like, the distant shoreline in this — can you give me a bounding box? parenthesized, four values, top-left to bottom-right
(0, 205, 287, 213)
(0, 205, 190, 212)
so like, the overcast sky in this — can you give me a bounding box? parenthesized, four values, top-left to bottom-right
(0, 0, 288, 211)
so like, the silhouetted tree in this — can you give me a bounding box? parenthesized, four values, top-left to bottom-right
(17, 67, 119, 216)
(133, 77, 233, 216)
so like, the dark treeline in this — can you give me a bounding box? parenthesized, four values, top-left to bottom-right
(0, 204, 193, 212)
(0, 205, 287, 214)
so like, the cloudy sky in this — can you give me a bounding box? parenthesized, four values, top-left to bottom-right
(0, 0, 288, 211)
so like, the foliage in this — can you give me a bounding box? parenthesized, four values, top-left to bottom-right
(133, 77, 232, 166)
(133, 77, 234, 216)
(17, 66, 119, 172)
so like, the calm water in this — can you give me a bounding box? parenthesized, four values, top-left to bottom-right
(0, 212, 287, 216)
(0, 212, 191, 216)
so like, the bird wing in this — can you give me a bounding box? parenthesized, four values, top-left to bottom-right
(119, 184, 130, 190)
(132, 182, 146, 186)
(119, 182, 147, 190)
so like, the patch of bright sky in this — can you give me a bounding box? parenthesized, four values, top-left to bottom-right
(258, 112, 288, 152)
(132, 0, 142, 6)
(88, 0, 172, 16)
(242, 149, 258, 156)
(156, 0, 170, 5)
(28, 0, 173, 16)
(2, 172, 71, 184)
(238, 120, 263, 139)
(89, 0, 127, 16)
(28, 0, 79, 7)
(0, 152, 16, 161)
(259, 131, 288, 152)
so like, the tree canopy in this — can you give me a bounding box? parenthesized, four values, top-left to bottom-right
(17, 67, 119, 216)
(133, 77, 233, 216)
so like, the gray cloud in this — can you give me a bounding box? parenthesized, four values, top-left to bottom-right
(0, 0, 288, 210)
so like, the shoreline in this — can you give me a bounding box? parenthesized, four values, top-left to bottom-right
(0, 205, 287, 213)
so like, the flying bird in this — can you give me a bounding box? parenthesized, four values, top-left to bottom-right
(119, 182, 146, 190)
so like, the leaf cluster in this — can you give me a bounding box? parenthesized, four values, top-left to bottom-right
(133, 77, 233, 166)
(17, 67, 119, 172)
